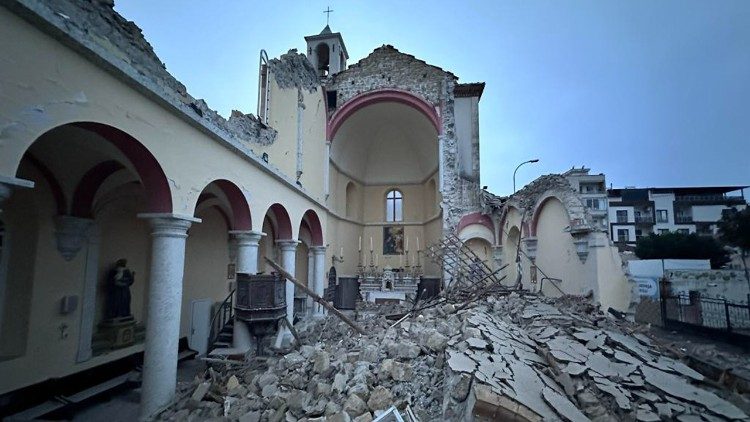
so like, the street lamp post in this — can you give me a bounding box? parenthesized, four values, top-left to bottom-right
(513, 159, 540, 193)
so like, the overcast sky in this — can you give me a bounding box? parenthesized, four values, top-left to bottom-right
(115, 1, 750, 196)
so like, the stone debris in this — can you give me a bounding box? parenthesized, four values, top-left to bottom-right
(155, 293, 749, 422)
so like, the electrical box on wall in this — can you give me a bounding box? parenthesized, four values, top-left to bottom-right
(60, 295, 79, 314)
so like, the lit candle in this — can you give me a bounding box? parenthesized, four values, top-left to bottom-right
(370, 237, 373, 252)
(358, 236, 362, 251)
(375, 254, 378, 267)
(340, 247, 344, 257)
(405, 237, 409, 251)
(416, 237, 420, 251)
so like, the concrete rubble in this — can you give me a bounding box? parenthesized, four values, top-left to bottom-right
(155, 296, 750, 422)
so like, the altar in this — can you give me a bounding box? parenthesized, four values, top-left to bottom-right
(356, 235, 423, 304)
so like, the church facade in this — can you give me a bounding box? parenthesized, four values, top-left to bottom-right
(0, 0, 630, 417)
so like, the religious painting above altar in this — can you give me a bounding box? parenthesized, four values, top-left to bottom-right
(383, 226, 404, 255)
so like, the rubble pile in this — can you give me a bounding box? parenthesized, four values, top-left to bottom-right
(157, 303, 457, 422)
(444, 294, 749, 421)
(156, 294, 749, 422)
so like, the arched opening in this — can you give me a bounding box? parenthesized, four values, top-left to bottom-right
(463, 237, 493, 271)
(182, 180, 251, 355)
(259, 203, 293, 273)
(1, 122, 172, 387)
(329, 90, 441, 276)
(315, 42, 330, 77)
(504, 226, 521, 288)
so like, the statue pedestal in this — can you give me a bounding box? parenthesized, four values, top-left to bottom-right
(98, 317, 136, 349)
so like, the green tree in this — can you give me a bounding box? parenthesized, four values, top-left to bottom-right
(717, 207, 750, 285)
(634, 232, 731, 269)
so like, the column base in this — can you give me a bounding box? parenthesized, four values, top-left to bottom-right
(273, 322, 294, 349)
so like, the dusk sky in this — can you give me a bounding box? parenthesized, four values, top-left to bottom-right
(115, 1, 750, 196)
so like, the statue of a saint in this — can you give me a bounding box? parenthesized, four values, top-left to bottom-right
(105, 259, 135, 320)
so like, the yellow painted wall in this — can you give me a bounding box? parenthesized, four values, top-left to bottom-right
(534, 198, 591, 296)
(0, 8, 331, 394)
(182, 207, 233, 337)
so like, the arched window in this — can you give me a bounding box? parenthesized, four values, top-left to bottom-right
(385, 190, 403, 222)
(316, 43, 330, 77)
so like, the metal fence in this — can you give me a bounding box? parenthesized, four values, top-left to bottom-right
(662, 293, 750, 335)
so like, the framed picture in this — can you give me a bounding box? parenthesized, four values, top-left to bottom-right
(383, 226, 404, 255)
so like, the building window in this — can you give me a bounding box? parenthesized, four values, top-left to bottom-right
(635, 229, 643, 240)
(617, 229, 629, 243)
(656, 209, 668, 223)
(616, 210, 628, 223)
(586, 198, 605, 210)
(386, 190, 403, 222)
(658, 229, 669, 235)
(676, 228, 689, 235)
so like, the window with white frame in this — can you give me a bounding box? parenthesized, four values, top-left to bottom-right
(385, 190, 403, 222)
(616, 210, 628, 223)
(617, 229, 629, 242)
(656, 209, 668, 223)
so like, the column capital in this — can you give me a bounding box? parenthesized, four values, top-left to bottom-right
(276, 239, 299, 251)
(229, 230, 264, 244)
(310, 245, 327, 254)
(138, 213, 199, 238)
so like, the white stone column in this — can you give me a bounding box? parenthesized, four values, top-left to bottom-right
(274, 240, 297, 348)
(229, 230, 263, 351)
(138, 214, 196, 418)
(311, 246, 326, 316)
(230, 230, 263, 275)
(306, 250, 315, 314)
(278, 240, 298, 323)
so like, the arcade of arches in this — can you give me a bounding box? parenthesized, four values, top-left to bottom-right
(0, 2, 631, 419)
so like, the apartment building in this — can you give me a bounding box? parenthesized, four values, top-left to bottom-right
(563, 167, 609, 231)
(607, 186, 747, 244)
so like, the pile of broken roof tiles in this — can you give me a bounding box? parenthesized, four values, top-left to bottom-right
(444, 295, 748, 421)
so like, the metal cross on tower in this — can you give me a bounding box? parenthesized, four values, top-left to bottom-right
(324, 7, 333, 25)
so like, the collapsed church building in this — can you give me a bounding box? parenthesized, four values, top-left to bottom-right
(0, 0, 748, 420)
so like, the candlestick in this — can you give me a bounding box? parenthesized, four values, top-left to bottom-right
(375, 254, 378, 267)
(358, 236, 362, 251)
(416, 237, 420, 251)
(405, 236, 409, 251)
(370, 237, 373, 252)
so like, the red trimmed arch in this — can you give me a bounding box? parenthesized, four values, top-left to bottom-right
(213, 180, 252, 231)
(301, 209, 324, 246)
(194, 181, 252, 231)
(457, 212, 495, 237)
(530, 196, 571, 237)
(267, 203, 293, 240)
(73, 122, 172, 213)
(327, 89, 441, 141)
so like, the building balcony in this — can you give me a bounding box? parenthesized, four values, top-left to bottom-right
(634, 215, 654, 224)
(675, 195, 746, 205)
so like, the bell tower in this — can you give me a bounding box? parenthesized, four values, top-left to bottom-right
(305, 25, 348, 78)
